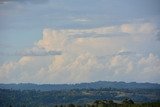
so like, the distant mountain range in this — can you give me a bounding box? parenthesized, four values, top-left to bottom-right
(0, 81, 160, 91)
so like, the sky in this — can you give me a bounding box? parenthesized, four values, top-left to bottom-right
(0, 0, 160, 84)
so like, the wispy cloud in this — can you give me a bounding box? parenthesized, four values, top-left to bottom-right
(68, 16, 91, 23)
(0, 0, 49, 5)
(73, 18, 90, 22)
(0, 47, 62, 56)
(16, 48, 62, 56)
(71, 32, 129, 39)
(116, 51, 135, 56)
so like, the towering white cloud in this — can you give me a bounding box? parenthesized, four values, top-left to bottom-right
(137, 53, 160, 82)
(0, 22, 160, 83)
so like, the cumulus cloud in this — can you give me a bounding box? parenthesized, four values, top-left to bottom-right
(0, 56, 53, 83)
(37, 29, 69, 51)
(0, 62, 16, 81)
(137, 53, 160, 82)
(121, 22, 156, 34)
(0, 22, 160, 83)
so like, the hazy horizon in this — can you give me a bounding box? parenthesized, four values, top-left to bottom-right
(1, 80, 160, 85)
(0, 0, 160, 84)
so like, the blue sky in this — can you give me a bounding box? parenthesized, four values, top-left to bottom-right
(0, 0, 160, 84)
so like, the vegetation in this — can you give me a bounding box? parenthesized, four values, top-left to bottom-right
(3, 99, 160, 107)
(0, 88, 160, 107)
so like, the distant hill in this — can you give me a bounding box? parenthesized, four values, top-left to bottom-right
(0, 81, 160, 91)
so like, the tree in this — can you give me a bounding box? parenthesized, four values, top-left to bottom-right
(122, 98, 134, 104)
(108, 100, 114, 104)
(68, 103, 75, 107)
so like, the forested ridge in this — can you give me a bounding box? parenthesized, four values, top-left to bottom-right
(1, 81, 160, 91)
